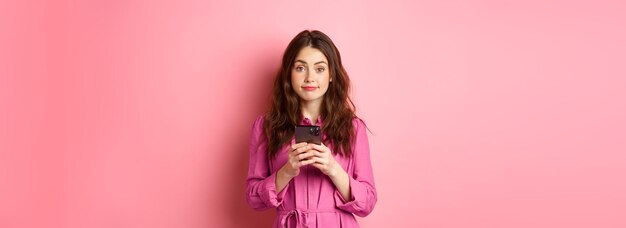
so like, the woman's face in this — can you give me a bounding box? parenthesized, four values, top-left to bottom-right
(291, 46, 331, 104)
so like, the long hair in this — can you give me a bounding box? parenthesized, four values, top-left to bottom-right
(264, 30, 357, 159)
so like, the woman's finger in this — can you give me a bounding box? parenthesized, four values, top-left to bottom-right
(291, 142, 308, 150)
(290, 144, 310, 156)
(309, 150, 325, 159)
(299, 158, 316, 166)
(312, 156, 328, 165)
(289, 143, 308, 156)
(309, 143, 329, 153)
(297, 151, 315, 161)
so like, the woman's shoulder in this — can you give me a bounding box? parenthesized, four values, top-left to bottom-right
(250, 115, 267, 136)
(351, 116, 366, 125)
(351, 116, 367, 131)
(254, 114, 265, 123)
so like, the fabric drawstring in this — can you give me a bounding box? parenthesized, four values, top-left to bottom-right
(278, 209, 339, 228)
(280, 209, 307, 228)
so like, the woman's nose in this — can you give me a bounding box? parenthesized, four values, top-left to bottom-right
(304, 70, 314, 82)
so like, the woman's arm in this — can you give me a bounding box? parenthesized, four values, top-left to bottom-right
(246, 116, 288, 210)
(308, 143, 352, 200)
(275, 168, 292, 193)
(308, 119, 377, 216)
(333, 119, 377, 217)
(328, 165, 352, 201)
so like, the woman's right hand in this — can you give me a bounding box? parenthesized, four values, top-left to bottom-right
(280, 142, 316, 178)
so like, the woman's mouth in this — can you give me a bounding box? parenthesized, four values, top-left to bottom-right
(302, 86, 317, 91)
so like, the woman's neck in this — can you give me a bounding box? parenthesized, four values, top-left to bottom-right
(300, 98, 323, 125)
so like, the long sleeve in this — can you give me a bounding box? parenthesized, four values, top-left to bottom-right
(245, 116, 289, 211)
(334, 119, 378, 217)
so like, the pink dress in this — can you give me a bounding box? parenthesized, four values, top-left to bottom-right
(246, 115, 377, 228)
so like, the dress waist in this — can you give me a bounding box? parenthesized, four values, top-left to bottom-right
(277, 208, 340, 214)
(277, 208, 342, 228)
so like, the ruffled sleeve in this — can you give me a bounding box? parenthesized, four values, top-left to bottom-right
(334, 118, 377, 217)
(245, 116, 289, 210)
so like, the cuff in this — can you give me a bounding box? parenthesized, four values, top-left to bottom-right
(334, 176, 367, 208)
(260, 172, 289, 207)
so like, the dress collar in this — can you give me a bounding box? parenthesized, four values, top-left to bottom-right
(300, 114, 324, 126)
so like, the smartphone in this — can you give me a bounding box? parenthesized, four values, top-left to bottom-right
(295, 125, 321, 145)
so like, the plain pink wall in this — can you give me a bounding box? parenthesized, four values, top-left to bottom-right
(2, 0, 625, 227)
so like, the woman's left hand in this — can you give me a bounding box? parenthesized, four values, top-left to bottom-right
(307, 143, 340, 177)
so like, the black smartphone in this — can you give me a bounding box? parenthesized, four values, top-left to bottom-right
(295, 125, 321, 145)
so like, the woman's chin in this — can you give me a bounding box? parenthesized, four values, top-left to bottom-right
(299, 96, 324, 103)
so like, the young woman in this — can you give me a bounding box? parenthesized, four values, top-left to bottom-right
(246, 30, 377, 228)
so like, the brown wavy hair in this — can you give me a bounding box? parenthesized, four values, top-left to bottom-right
(264, 30, 358, 159)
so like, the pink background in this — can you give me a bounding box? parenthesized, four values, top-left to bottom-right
(2, 0, 625, 227)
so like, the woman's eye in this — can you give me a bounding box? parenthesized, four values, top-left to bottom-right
(316, 68, 325, 73)
(295, 66, 305, 72)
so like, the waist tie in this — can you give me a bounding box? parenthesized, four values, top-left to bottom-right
(278, 209, 338, 228)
